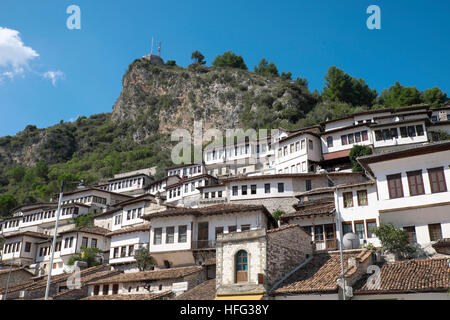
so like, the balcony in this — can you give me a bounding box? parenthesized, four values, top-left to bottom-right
(191, 240, 216, 250)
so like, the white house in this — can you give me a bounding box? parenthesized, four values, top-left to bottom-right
(165, 174, 219, 207)
(358, 141, 450, 253)
(143, 204, 278, 268)
(107, 173, 151, 196)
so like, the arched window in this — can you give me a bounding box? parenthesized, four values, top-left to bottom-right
(235, 250, 248, 283)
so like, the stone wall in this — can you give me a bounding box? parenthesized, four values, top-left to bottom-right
(0, 269, 33, 289)
(231, 197, 298, 214)
(265, 226, 313, 288)
(215, 230, 267, 294)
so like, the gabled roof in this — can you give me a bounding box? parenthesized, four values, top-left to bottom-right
(81, 291, 172, 300)
(142, 204, 277, 227)
(1, 231, 50, 240)
(174, 279, 216, 300)
(87, 266, 203, 285)
(106, 223, 150, 237)
(354, 258, 450, 295)
(271, 250, 372, 295)
(58, 226, 110, 236)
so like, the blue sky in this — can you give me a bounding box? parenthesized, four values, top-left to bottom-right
(0, 0, 449, 136)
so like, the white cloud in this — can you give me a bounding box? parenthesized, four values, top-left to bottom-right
(43, 70, 65, 86)
(0, 27, 39, 80)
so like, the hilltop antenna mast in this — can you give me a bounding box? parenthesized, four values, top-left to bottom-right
(158, 41, 162, 57)
(150, 37, 154, 55)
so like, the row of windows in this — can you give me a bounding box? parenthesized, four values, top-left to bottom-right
(63, 195, 107, 206)
(404, 224, 443, 243)
(204, 190, 223, 199)
(168, 166, 202, 177)
(112, 244, 135, 258)
(231, 183, 285, 196)
(375, 125, 424, 142)
(206, 144, 270, 162)
(81, 237, 98, 249)
(0, 219, 20, 230)
(342, 220, 378, 239)
(109, 178, 144, 191)
(342, 190, 368, 208)
(149, 182, 164, 192)
(2, 242, 21, 254)
(336, 130, 369, 147)
(153, 225, 188, 245)
(168, 180, 206, 199)
(277, 162, 308, 174)
(387, 167, 447, 199)
(277, 139, 313, 158)
(22, 207, 79, 223)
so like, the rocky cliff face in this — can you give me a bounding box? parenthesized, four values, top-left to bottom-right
(112, 59, 317, 140)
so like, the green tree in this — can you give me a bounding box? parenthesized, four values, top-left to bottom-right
(379, 81, 422, 108)
(422, 87, 448, 108)
(68, 247, 102, 267)
(349, 145, 373, 172)
(35, 160, 49, 180)
(8, 165, 26, 183)
(272, 210, 285, 221)
(165, 60, 177, 67)
(191, 51, 206, 65)
(71, 213, 96, 228)
(281, 71, 292, 81)
(254, 58, 279, 76)
(0, 194, 18, 217)
(134, 246, 156, 271)
(212, 51, 247, 70)
(374, 223, 415, 259)
(322, 66, 377, 107)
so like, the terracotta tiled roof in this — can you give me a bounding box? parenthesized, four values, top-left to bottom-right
(143, 204, 275, 222)
(0, 264, 109, 294)
(59, 226, 110, 236)
(354, 258, 450, 295)
(106, 223, 150, 237)
(323, 149, 351, 161)
(87, 266, 203, 285)
(272, 251, 371, 295)
(266, 224, 300, 234)
(81, 291, 172, 300)
(281, 202, 335, 221)
(174, 279, 216, 300)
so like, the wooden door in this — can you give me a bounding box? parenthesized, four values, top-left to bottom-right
(197, 222, 209, 248)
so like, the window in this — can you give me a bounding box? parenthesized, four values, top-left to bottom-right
(228, 225, 237, 233)
(94, 285, 100, 296)
(309, 140, 313, 150)
(166, 227, 175, 244)
(341, 135, 348, 145)
(354, 132, 361, 143)
(342, 222, 353, 235)
(314, 225, 324, 242)
(204, 192, 209, 199)
(215, 227, 224, 239)
(278, 148, 282, 158)
(81, 237, 88, 248)
(306, 180, 312, 191)
(112, 284, 119, 295)
(218, 191, 223, 198)
(103, 285, 109, 296)
(428, 167, 447, 193)
(290, 144, 294, 154)
(361, 131, 368, 141)
(295, 141, 300, 151)
(25, 242, 31, 253)
(241, 224, 251, 231)
(387, 174, 404, 199)
(241, 185, 247, 195)
(127, 210, 131, 220)
(391, 128, 399, 139)
(278, 183, 284, 193)
(251, 185, 257, 195)
(354, 221, 365, 239)
(375, 130, 383, 141)
(184, 184, 189, 193)
(343, 192, 353, 208)
(416, 125, 424, 136)
(90, 238, 97, 249)
(407, 126, 416, 137)
(121, 246, 127, 257)
(191, 183, 195, 192)
(327, 136, 333, 148)
(128, 245, 134, 256)
(407, 170, 425, 196)
(404, 226, 417, 244)
(264, 184, 271, 194)
(154, 228, 162, 245)
(366, 220, 377, 238)
(357, 190, 368, 206)
(211, 191, 216, 198)
(301, 140, 306, 149)
(178, 225, 187, 243)
(113, 248, 119, 258)
(428, 224, 442, 242)
(400, 127, 407, 138)
(348, 134, 354, 144)
(232, 186, 238, 196)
